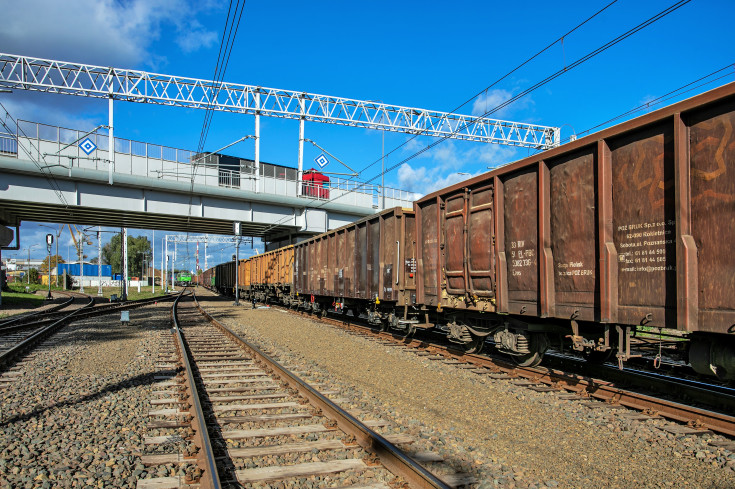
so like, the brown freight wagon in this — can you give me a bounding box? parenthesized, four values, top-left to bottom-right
(214, 260, 237, 296)
(249, 246, 294, 304)
(415, 82, 735, 377)
(292, 207, 416, 326)
(239, 258, 251, 292)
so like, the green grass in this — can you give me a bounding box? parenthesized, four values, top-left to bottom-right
(0, 289, 49, 318)
(0, 284, 170, 318)
(93, 286, 169, 302)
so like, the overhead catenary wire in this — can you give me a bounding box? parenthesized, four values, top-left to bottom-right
(186, 0, 247, 243)
(196, 0, 247, 155)
(252, 0, 693, 241)
(0, 101, 71, 209)
(355, 0, 621, 178)
(364, 0, 692, 187)
(568, 63, 735, 142)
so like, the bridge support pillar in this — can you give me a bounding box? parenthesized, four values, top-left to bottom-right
(255, 91, 260, 193)
(108, 89, 115, 185)
(297, 96, 305, 196)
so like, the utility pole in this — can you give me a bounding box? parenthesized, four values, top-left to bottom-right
(79, 230, 85, 293)
(381, 127, 385, 210)
(234, 222, 241, 306)
(45, 234, 53, 299)
(152, 229, 155, 294)
(171, 240, 175, 291)
(97, 227, 102, 297)
(162, 237, 166, 293)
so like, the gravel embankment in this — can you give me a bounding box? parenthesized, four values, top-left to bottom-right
(197, 291, 735, 489)
(0, 303, 171, 488)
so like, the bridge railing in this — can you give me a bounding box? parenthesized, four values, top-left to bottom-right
(8, 120, 414, 210)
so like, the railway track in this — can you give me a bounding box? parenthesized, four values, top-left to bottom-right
(0, 292, 178, 382)
(266, 300, 735, 439)
(0, 290, 83, 329)
(141, 291, 470, 488)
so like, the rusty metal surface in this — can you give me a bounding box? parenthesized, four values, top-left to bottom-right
(416, 199, 439, 305)
(548, 150, 597, 319)
(467, 185, 495, 299)
(503, 168, 538, 313)
(403, 211, 417, 303)
(689, 100, 735, 331)
(410, 82, 735, 334)
(610, 123, 676, 327)
(368, 217, 380, 299)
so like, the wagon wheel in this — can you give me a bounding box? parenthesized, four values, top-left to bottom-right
(463, 332, 485, 354)
(511, 333, 549, 367)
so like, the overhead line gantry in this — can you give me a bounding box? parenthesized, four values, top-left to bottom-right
(0, 52, 560, 191)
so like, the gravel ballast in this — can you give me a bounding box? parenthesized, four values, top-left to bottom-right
(197, 291, 735, 489)
(0, 303, 171, 488)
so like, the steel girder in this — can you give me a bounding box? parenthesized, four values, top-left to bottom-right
(0, 53, 560, 149)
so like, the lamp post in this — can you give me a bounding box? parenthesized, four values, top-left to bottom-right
(45, 234, 53, 299)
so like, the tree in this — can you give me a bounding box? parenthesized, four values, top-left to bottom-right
(39, 254, 64, 274)
(29, 268, 40, 284)
(101, 234, 151, 277)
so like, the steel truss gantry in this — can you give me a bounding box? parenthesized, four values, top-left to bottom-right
(0, 53, 560, 149)
(162, 234, 253, 291)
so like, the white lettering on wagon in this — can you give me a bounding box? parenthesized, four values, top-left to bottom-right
(510, 240, 535, 277)
(617, 220, 676, 273)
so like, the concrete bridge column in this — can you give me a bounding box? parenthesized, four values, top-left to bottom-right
(0, 224, 16, 307)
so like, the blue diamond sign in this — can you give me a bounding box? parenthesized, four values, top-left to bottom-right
(79, 138, 97, 155)
(314, 153, 329, 168)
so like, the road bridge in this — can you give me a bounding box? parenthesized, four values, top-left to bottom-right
(0, 120, 414, 244)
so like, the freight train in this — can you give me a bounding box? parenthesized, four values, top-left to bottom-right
(199, 83, 735, 381)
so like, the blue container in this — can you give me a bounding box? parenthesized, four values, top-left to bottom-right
(57, 264, 113, 276)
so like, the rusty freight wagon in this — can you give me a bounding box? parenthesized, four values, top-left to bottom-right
(292, 207, 417, 329)
(214, 260, 237, 296)
(415, 82, 735, 377)
(248, 246, 294, 304)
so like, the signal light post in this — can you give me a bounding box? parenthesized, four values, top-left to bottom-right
(45, 234, 53, 300)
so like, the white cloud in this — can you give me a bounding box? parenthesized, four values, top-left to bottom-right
(0, 0, 220, 68)
(176, 19, 220, 53)
(0, 0, 221, 126)
(397, 163, 481, 198)
(471, 88, 534, 119)
(472, 89, 513, 116)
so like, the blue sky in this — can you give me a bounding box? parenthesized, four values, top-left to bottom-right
(1, 0, 734, 269)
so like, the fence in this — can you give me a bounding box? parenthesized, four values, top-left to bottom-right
(5, 120, 414, 209)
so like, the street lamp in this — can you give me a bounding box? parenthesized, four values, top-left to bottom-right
(45, 234, 54, 299)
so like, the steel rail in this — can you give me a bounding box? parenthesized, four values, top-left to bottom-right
(192, 293, 452, 489)
(0, 295, 95, 371)
(0, 293, 179, 372)
(0, 295, 75, 328)
(171, 291, 222, 489)
(284, 307, 735, 438)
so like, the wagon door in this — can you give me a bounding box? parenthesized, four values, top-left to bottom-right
(443, 191, 468, 296)
(466, 185, 495, 299)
